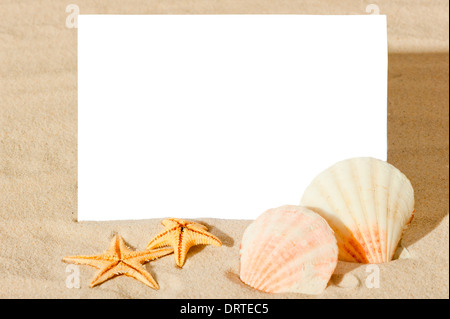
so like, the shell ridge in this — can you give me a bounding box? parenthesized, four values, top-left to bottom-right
(247, 210, 290, 284)
(245, 235, 281, 287)
(385, 167, 401, 261)
(372, 158, 384, 262)
(248, 211, 307, 289)
(260, 234, 337, 293)
(268, 254, 337, 294)
(352, 158, 380, 263)
(379, 161, 392, 262)
(240, 221, 262, 282)
(243, 210, 281, 285)
(386, 173, 406, 260)
(331, 163, 375, 262)
(313, 178, 368, 263)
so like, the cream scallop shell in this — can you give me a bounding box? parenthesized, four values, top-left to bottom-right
(239, 205, 338, 295)
(300, 157, 414, 264)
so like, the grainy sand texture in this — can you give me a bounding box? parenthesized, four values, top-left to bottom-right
(0, 0, 448, 298)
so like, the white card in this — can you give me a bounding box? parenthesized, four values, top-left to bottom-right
(78, 15, 387, 221)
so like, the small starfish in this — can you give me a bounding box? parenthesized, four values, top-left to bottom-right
(146, 218, 222, 268)
(62, 235, 173, 289)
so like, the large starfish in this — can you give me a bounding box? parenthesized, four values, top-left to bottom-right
(146, 218, 222, 268)
(62, 235, 173, 289)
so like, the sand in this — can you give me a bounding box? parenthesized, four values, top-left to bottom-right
(0, 0, 448, 299)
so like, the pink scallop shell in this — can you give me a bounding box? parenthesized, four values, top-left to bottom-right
(239, 205, 338, 294)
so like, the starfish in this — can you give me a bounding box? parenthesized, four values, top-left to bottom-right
(62, 235, 173, 289)
(146, 218, 222, 268)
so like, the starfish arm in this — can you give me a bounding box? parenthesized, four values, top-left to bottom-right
(126, 247, 174, 264)
(146, 226, 179, 250)
(173, 228, 222, 267)
(105, 235, 124, 256)
(186, 227, 222, 247)
(62, 255, 117, 269)
(162, 219, 180, 228)
(122, 260, 160, 289)
(174, 227, 188, 267)
(187, 222, 209, 231)
(89, 262, 122, 287)
(115, 235, 135, 256)
(176, 235, 193, 268)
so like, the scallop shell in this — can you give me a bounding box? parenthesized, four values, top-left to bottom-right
(239, 205, 338, 295)
(300, 157, 414, 264)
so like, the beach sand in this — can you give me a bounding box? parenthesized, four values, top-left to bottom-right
(0, 0, 448, 298)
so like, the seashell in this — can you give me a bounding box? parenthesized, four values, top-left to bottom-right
(300, 157, 414, 264)
(239, 205, 338, 295)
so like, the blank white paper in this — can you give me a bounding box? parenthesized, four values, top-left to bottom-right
(78, 15, 387, 221)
